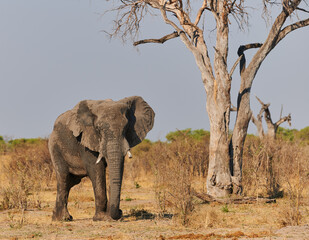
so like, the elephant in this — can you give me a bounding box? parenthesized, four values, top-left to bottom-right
(48, 96, 155, 221)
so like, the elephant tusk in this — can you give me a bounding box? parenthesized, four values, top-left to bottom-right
(127, 150, 133, 158)
(96, 157, 101, 164)
(96, 153, 103, 164)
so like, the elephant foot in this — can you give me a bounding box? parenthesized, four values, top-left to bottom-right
(110, 208, 123, 220)
(93, 212, 110, 221)
(93, 209, 123, 221)
(52, 209, 73, 222)
(63, 214, 73, 222)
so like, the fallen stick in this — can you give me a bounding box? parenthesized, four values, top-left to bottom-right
(192, 189, 276, 204)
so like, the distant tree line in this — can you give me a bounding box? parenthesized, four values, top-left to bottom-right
(164, 127, 309, 144)
(0, 137, 44, 153)
(1, 126, 309, 153)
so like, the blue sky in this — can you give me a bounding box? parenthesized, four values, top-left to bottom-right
(0, 0, 308, 141)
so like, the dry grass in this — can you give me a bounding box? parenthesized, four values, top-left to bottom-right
(136, 138, 209, 225)
(1, 134, 309, 239)
(0, 140, 54, 210)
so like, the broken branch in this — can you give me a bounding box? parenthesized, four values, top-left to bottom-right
(229, 54, 243, 79)
(192, 189, 276, 204)
(133, 31, 179, 46)
(237, 43, 263, 74)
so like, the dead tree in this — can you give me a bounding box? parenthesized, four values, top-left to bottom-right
(105, 1, 309, 197)
(252, 96, 292, 140)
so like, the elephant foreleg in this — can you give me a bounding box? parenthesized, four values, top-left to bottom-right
(88, 160, 108, 221)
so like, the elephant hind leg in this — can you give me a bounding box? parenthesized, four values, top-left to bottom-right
(52, 173, 82, 221)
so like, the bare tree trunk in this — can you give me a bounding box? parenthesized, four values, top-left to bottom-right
(229, 75, 252, 194)
(206, 92, 233, 197)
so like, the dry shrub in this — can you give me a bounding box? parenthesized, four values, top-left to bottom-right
(279, 202, 302, 227)
(242, 138, 309, 198)
(139, 137, 209, 225)
(0, 140, 54, 210)
(243, 137, 309, 226)
(278, 152, 309, 227)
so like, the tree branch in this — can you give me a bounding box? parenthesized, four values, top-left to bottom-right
(237, 43, 263, 74)
(297, 7, 309, 13)
(194, 0, 209, 25)
(276, 18, 309, 44)
(133, 31, 179, 46)
(244, 1, 305, 84)
(158, 6, 195, 52)
(275, 114, 292, 127)
(229, 54, 243, 79)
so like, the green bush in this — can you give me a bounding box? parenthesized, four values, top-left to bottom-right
(166, 128, 210, 142)
(276, 127, 297, 141)
(0, 137, 44, 153)
(296, 126, 309, 144)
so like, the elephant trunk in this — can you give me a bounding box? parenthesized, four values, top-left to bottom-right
(106, 141, 124, 220)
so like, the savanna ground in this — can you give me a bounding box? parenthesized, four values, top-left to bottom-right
(1, 129, 309, 239)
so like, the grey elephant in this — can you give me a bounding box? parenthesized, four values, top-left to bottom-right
(48, 96, 155, 221)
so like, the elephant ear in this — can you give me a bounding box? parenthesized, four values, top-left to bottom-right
(123, 96, 155, 148)
(67, 100, 101, 152)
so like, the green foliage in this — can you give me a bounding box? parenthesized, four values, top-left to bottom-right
(276, 126, 309, 144)
(166, 128, 210, 142)
(125, 196, 133, 201)
(0, 137, 44, 153)
(131, 139, 153, 155)
(221, 204, 229, 213)
(296, 126, 309, 144)
(277, 127, 297, 141)
(134, 182, 141, 189)
(8, 138, 42, 147)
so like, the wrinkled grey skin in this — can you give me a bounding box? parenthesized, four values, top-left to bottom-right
(49, 96, 155, 221)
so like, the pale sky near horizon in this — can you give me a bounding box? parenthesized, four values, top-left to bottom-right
(0, 0, 308, 141)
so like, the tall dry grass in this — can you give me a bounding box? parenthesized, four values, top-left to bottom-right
(242, 138, 309, 197)
(0, 140, 54, 210)
(1, 132, 308, 227)
(131, 135, 209, 225)
(131, 134, 309, 226)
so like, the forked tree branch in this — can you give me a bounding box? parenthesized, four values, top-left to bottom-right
(133, 31, 179, 46)
(158, 6, 196, 53)
(275, 113, 292, 127)
(276, 18, 309, 44)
